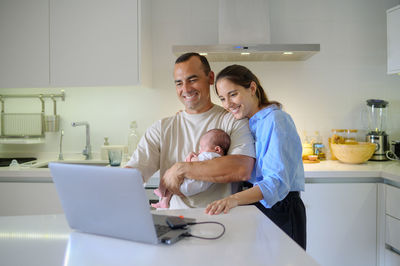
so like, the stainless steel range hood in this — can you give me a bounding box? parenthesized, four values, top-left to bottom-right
(172, 44, 320, 62)
(172, 0, 320, 62)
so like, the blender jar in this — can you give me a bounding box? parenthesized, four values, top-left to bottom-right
(366, 99, 388, 134)
(366, 99, 389, 161)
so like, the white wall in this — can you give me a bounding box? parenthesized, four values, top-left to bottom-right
(0, 0, 399, 158)
(151, 0, 400, 147)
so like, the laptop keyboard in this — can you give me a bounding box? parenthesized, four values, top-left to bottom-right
(155, 224, 171, 237)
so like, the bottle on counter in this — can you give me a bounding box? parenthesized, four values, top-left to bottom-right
(302, 142, 314, 159)
(100, 137, 110, 160)
(302, 132, 314, 159)
(312, 131, 326, 160)
(127, 121, 140, 160)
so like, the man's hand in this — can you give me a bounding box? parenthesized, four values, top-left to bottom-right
(162, 162, 185, 196)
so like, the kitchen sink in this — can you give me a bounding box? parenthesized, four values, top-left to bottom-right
(31, 160, 109, 168)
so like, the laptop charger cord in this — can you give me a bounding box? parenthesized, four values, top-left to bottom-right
(182, 221, 226, 240)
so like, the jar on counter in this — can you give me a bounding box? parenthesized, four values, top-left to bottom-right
(334, 129, 346, 143)
(313, 143, 326, 160)
(302, 142, 314, 158)
(312, 131, 325, 160)
(329, 129, 346, 160)
(345, 129, 358, 144)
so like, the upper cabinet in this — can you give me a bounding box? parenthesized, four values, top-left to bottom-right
(0, 0, 150, 88)
(50, 0, 139, 87)
(0, 0, 50, 88)
(387, 5, 400, 75)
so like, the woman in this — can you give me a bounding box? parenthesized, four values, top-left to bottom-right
(205, 64, 306, 249)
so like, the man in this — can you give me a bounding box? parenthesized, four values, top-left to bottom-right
(125, 53, 255, 209)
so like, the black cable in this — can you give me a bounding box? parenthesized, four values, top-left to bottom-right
(183, 221, 226, 240)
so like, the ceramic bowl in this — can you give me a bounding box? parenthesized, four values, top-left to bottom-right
(331, 142, 376, 164)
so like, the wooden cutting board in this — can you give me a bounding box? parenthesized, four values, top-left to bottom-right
(303, 159, 320, 164)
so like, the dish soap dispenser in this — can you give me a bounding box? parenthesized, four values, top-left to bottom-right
(127, 121, 139, 160)
(100, 137, 110, 160)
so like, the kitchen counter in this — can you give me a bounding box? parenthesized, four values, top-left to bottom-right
(303, 160, 400, 186)
(0, 206, 318, 266)
(1, 159, 399, 187)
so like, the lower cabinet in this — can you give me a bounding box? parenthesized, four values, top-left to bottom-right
(0, 182, 63, 216)
(385, 184, 400, 266)
(385, 248, 400, 265)
(0, 182, 156, 216)
(302, 183, 378, 266)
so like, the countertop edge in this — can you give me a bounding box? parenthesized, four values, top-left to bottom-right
(0, 160, 399, 187)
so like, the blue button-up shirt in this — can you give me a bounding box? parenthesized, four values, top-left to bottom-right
(249, 105, 305, 208)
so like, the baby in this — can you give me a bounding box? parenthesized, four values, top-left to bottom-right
(151, 129, 231, 209)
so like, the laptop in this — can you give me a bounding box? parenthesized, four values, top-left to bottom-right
(49, 163, 195, 245)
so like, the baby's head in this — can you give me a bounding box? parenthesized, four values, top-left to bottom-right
(199, 129, 231, 156)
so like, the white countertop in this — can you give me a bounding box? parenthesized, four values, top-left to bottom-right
(303, 160, 400, 185)
(1, 159, 399, 186)
(0, 206, 318, 266)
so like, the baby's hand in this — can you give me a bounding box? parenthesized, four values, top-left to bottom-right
(185, 152, 198, 162)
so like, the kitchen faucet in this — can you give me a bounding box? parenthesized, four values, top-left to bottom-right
(71, 121, 92, 160)
(58, 129, 64, 160)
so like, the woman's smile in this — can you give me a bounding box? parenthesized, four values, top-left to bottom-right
(228, 105, 241, 115)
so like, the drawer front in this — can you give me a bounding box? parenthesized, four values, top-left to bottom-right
(386, 215, 400, 251)
(386, 185, 400, 219)
(385, 248, 400, 266)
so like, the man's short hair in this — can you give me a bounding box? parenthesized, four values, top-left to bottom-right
(175, 52, 211, 75)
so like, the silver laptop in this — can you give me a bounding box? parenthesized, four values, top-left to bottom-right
(49, 163, 194, 244)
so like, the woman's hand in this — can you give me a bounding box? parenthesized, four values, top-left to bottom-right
(206, 186, 263, 215)
(205, 195, 239, 215)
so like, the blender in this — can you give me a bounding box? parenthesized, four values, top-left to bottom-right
(366, 99, 389, 161)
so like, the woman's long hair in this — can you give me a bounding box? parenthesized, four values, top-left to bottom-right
(215, 65, 281, 109)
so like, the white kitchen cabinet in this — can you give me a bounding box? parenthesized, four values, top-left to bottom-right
(385, 184, 400, 266)
(0, 0, 49, 88)
(0, 182, 63, 216)
(50, 0, 140, 86)
(386, 184, 400, 219)
(385, 248, 400, 266)
(0, 181, 156, 216)
(387, 5, 400, 74)
(302, 183, 377, 266)
(0, 0, 150, 88)
(386, 215, 400, 252)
